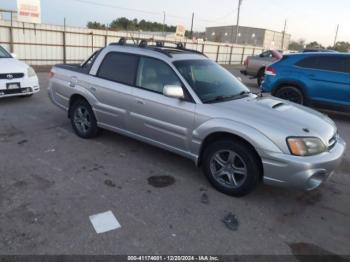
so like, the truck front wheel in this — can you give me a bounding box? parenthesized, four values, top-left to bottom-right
(202, 139, 261, 197)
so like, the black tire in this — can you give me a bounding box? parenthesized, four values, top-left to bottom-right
(202, 139, 261, 197)
(257, 69, 265, 87)
(275, 86, 305, 105)
(70, 99, 100, 139)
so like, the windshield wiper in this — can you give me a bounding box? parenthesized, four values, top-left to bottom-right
(239, 91, 252, 96)
(204, 91, 251, 104)
(205, 96, 228, 104)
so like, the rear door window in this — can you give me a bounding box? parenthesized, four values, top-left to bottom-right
(97, 52, 139, 85)
(296, 56, 350, 73)
(260, 51, 272, 58)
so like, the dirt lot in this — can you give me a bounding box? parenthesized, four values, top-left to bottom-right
(0, 70, 349, 256)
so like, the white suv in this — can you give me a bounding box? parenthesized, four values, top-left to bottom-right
(0, 46, 40, 98)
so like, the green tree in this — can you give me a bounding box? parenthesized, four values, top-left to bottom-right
(88, 17, 177, 32)
(87, 21, 106, 30)
(306, 41, 324, 49)
(332, 41, 350, 52)
(288, 39, 305, 51)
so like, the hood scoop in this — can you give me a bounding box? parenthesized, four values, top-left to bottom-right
(256, 98, 291, 111)
(272, 102, 285, 109)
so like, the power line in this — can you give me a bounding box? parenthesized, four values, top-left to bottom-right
(71, 0, 162, 15)
(71, 0, 235, 26)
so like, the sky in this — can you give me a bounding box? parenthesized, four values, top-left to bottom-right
(1, 0, 349, 46)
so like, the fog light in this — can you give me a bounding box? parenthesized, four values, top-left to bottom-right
(306, 171, 328, 191)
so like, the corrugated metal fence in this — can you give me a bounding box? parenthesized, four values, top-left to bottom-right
(0, 19, 264, 66)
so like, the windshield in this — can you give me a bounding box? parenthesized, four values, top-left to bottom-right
(0, 46, 12, 58)
(174, 59, 250, 103)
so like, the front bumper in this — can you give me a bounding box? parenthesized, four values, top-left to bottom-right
(0, 76, 40, 98)
(262, 137, 346, 191)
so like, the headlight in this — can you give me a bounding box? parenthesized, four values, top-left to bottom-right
(27, 67, 36, 77)
(287, 137, 326, 156)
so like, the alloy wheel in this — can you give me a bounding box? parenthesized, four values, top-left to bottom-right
(210, 150, 248, 189)
(73, 106, 91, 134)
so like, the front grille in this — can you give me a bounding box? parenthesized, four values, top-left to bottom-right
(0, 73, 24, 80)
(0, 88, 30, 95)
(328, 134, 337, 150)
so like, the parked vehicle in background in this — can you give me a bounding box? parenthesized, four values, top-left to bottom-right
(0, 45, 40, 98)
(262, 53, 350, 111)
(48, 40, 346, 197)
(240, 50, 282, 86)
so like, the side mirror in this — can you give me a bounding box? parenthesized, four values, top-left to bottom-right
(163, 85, 184, 99)
(11, 53, 16, 59)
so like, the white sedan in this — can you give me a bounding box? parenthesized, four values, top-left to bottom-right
(0, 46, 40, 98)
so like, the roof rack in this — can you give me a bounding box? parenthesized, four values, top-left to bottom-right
(109, 37, 207, 58)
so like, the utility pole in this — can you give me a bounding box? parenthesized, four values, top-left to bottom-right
(190, 12, 194, 39)
(10, 10, 14, 53)
(281, 19, 287, 50)
(162, 11, 166, 37)
(334, 24, 339, 47)
(233, 0, 243, 44)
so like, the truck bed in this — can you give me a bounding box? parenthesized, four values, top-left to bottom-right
(55, 64, 89, 74)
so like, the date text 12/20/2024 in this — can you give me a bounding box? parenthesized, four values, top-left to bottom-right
(127, 256, 220, 261)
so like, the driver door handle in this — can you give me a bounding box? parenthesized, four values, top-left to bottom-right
(136, 99, 145, 105)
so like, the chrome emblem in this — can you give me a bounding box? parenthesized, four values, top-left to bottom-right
(6, 74, 14, 79)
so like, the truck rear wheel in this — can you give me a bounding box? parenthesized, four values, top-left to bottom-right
(70, 99, 100, 139)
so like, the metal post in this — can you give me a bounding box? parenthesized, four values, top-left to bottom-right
(281, 19, 287, 50)
(190, 12, 194, 39)
(91, 32, 94, 52)
(104, 24, 108, 47)
(240, 47, 245, 64)
(63, 18, 66, 64)
(9, 11, 14, 53)
(162, 11, 166, 37)
(202, 43, 205, 53)
(216, 45, 220, 62)
(234, 0, 243, 44)
(229, 46, 233, 64)
(334, 24, 339, 47)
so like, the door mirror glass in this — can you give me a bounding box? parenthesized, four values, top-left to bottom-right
(163, 85, 184, 99)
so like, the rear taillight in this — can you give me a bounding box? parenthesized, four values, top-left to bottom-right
(265, 66, 276, 76)
(49, 71, 54, 78)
